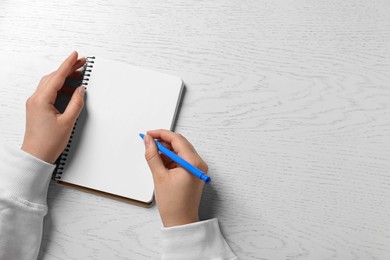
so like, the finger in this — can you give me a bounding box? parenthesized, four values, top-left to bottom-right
(50, 51, 80, 92)
(143, 134, 167, 182)
(57, 51, 79, 78)
(60, 86, 85, 124)
(35, 54, 82, 93)
(147, 129, 177, 143)
(35, 71, 55, 93)
(39, 52, 79, 101)
(147, 129, 196, 154)
(70, 57, 86, 75)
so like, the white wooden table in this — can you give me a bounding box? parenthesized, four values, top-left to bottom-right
(1, 1, 390, 259)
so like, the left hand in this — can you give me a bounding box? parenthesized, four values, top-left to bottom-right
(21, 51, 86, 163)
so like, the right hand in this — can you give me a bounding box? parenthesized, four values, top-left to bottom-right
(142, 129, 208, 227)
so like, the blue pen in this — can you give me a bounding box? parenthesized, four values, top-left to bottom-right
(139, 133, 211, 183)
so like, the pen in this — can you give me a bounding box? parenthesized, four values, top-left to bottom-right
(139, 133, 211, 183)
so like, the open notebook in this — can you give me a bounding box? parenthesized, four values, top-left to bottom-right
(53, 57, 184, 206)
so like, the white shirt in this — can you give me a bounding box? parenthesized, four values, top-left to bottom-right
(0, 143, 237, 260)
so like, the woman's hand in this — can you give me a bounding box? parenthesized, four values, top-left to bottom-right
(143, 129, 208, 227)
(21, 51, 86, 164)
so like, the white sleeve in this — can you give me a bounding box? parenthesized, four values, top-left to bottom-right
(160, 218, 238, 260)
(0, 143, 55, 260)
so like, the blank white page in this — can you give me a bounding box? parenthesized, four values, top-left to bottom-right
(59, 57, 183, 204)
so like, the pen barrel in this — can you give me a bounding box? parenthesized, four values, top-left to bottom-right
(157, 142, 211, 183)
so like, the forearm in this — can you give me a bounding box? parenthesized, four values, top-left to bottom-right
(0, 142, 54, 260)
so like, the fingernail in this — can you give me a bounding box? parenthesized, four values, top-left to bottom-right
(144, 135, 150, 147)
(79, 86, 85, 97)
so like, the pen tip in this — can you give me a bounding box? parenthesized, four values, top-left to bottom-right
(139, 133, 145, 139)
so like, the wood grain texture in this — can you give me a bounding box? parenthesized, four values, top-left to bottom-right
(1, 0, 390, 259)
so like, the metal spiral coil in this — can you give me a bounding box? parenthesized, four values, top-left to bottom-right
(52, 56, 95, 180)
(52, 121, 78, 180)
(81, 56, 95, 87)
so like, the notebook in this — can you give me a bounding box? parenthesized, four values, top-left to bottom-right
(53, 57, 184, 206)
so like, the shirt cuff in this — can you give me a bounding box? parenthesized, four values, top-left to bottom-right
(0, 142, 55, 206)
(161, 218, 237, 260)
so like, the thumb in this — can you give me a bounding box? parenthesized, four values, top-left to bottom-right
(62, 86, 85, 123)
(144, 135, 167, 181)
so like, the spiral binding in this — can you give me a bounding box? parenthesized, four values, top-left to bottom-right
(52, 56, 95, 180)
